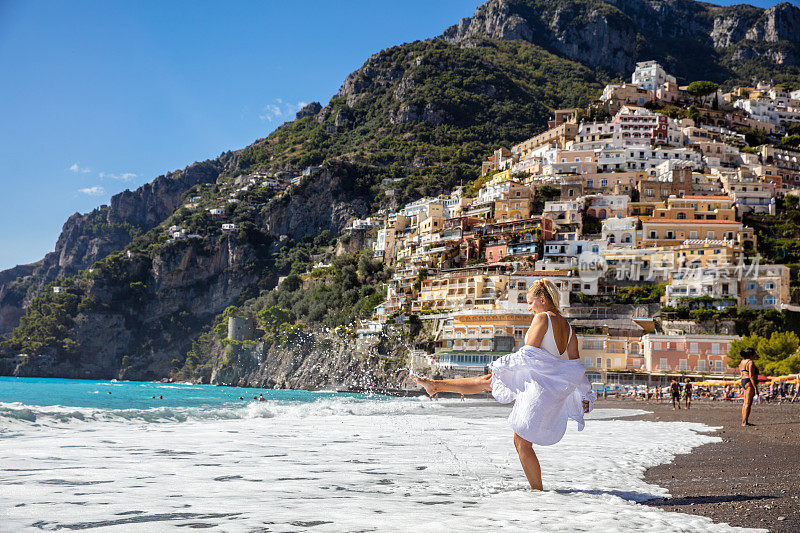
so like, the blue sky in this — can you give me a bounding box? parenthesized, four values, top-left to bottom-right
(0, 0, 796, 271)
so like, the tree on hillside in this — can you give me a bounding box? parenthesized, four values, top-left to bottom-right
(727, 334, 762, 368)
(686, 81, 719, 105)
(745, 128, 768, 147)
(727, 331, 800, 376)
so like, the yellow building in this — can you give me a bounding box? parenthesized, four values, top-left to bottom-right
(577, 334, 643, 371)
(674, 239, 742, 268)
(641, 219, 755, 249)
(414, 266, 510, 312)
(494, 184, 534, 222)
(511, 123, 580, 158)
(603, 247, 677, 282)
(441, 311, 531, 352)
(652, 195, 735, 221)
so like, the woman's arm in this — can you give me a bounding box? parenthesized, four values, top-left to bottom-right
(748, 361, 759, 392)
(524, 313, 548, 348)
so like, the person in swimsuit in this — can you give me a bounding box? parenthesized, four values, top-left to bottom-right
(411, 279, 590, 491)
(670, 379, 681, 410)
(738, 347, 759, 426)
(683, 379, 692, 409)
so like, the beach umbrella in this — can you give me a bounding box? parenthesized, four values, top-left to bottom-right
(757, 375, 770, 382)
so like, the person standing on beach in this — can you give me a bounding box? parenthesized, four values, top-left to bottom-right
(411, 279, 594, 491)
(683, 379, 692, 409)
(738, 347, 760, 426)
(670, 379, 681, 410)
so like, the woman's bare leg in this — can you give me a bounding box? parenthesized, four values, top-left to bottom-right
(513, 433, 543, 490)
(742, 386, 755, 426)
(411, 374, 492, 397)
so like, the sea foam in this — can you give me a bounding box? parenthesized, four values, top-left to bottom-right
(0, 400, 762, 532)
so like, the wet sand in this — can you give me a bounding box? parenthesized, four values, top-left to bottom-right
(599, 398, 799, 532)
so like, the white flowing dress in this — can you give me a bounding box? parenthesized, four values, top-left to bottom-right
(490, 313, 596, 446)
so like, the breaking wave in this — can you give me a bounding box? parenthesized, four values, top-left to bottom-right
(0, 396, 443, 426)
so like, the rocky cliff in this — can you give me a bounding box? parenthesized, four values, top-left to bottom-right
(442, 0, 800, 79)
(10, 231, 270, 380)
(205, 333, 409, 391)
(0, 159, 225, 338)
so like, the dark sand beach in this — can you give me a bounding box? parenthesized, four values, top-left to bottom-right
(599, 398, 799, 532)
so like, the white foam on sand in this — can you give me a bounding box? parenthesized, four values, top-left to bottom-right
(0, 403, 763, 532)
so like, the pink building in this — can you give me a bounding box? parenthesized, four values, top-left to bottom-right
(484, 242, 509, 262)
(641, 334, 738, 375)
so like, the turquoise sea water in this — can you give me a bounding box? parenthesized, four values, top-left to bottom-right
(0, 376, 383, 410)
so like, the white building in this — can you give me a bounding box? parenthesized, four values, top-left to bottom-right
(476, 181, 511, 204)
(601, 217, 638, 247)
(664, 268, 739, 309)
(631, 61, 676, 93)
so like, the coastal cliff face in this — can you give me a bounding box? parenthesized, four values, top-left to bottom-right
(0, 160, 224, 337)
(11, 233, 269, 380)
(205, 334, 408, 391)
(441, 0, 800, 76)
(262, 165, 370, 241)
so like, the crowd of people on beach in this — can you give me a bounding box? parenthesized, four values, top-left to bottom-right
(606, 379, 799, 405)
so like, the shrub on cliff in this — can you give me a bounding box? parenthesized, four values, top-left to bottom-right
(2, 280, 83, 356)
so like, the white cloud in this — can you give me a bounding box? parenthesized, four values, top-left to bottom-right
(99, 171, 137, 181)
(258, 104, 283, 122)
(69, 163, 91, 174)
(258, 99, 309, 122)
(78, 186, 105, 196)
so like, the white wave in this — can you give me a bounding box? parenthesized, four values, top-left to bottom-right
(0, 406, 759, 532)
(0, 397, 443, 426)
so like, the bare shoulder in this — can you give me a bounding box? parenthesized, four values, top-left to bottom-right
(532, 312, 549, 323)
(530, 312, 549, 329)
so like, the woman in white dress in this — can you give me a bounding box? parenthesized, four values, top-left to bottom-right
(412, 279, 594, 491)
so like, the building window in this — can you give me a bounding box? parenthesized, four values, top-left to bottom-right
(746, 295, 757, 306)
(697, 360, 706, 371)
(659, 358, 668, 370)
(715, 360, 723, 371)
(690, 342, 698, 353)
(679, 359, 687, 370)
(585, 357, 592, 368)
(763, 295, 777, 306)
(745, 282, 756, 291)
(711, 343, 719, 354)
(596, 357, 602, 368)
(764, 282, 775, 290)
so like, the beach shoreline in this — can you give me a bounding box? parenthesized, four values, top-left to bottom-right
(599, 398, 799, 533)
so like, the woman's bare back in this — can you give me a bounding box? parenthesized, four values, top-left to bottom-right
(525, 312, 579, 360)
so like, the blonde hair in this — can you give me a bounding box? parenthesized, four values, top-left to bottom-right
(526, 278, 561, 314)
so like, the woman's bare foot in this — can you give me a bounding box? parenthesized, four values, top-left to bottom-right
(411, 375, 438, 397)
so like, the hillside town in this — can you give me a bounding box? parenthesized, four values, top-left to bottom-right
(343, 61, 800, 386)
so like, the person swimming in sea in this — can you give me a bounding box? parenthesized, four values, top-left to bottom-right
(412, 279, 594, 491)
